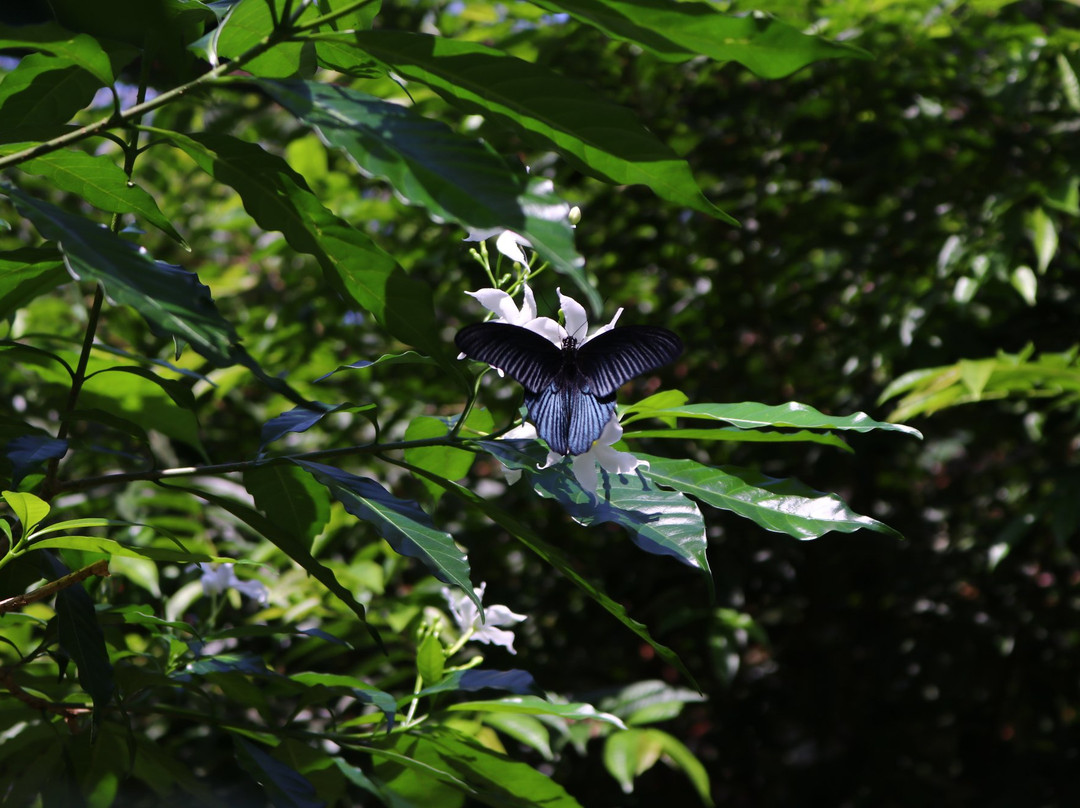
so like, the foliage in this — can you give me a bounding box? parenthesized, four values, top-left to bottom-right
(0, 0, 911, 805)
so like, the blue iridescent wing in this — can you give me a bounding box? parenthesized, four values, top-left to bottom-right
(455, 322, 562, 392)
(525, 380, 615, 456)
(576, 326, 683, 397)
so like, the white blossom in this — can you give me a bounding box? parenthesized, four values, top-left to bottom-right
(441, 582, 526, 654)
(464, 228, 533, 266)
(541, 415, 647, 496)
(196, 563, 269, 606)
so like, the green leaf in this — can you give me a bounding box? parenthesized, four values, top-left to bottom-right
(447, 695, 627, 729)
(407, 462, 700, 689)
(620, 399, 923, 438)
(258, 402, 372, 449)
(0, 246, 67, 319)
(1025, 206, 1058, 274)
(0, 22, 116, 86)
(232, 737, 324, 808)
(481, 713, 554, 760)
(258, 79, 598, 313)
(16, 148, 186, 245)
(623, 426, 852, 451)
(295, 460, 480, 613)
(417, 632, 446, 686)
(604, 729, 663, 793)
(289, 672, 397, 728)
(314, 350, 440, 382)
(2, 490, 51, 535)
(5, 436, 67, 486)
(212, 0, 317, 78)
(599, 679, 706, 725)
(348, 31, 735, 223)
(28, 535, 238, 564)
(373, 726, 584, 808)
(404, 415, 478, 501)
(411, 669, 540, 701)
(5, 186, 239, 366)
(531, 0, 872, 78)
(0, 53, 100, 143)
(245, 464, 331, 544)
(649, 730, 714, 807)
(1011, 265, 1037, 306)
(641, 455, 901, 540)
(159, 130, 455, 368)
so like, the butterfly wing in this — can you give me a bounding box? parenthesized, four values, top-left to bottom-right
(455, 322, 563, 392)
(525, 380, 615, 456)
(576, 326, 683, 397)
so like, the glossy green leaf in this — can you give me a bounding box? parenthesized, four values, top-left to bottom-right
(2, 490, 51, 534)
(245, 464, 331, 543)
(372, 726, 584, 808)
(598, 679, 706, 726)
(212, 0, 316, 78)
(0, 22, 115, 86)
(447, 695, 627, 729)
(0, 246, 67, 319)
(6, 186, 239, 366)
(0, 53, 100, 143)
(482, 440, 711, 574)
(531, 0, 872, 78)
(295, 460, 480, 613)
(417, 632, 446, 685)
(481, 713, 554, 760)
(603, 729, 663, 793)
(406, 461, 700, 689)
(404, 414, 479, 501)
(258, 402, 371, 449)
(159, 130, 455, 368)
(641, 455, 901, 540)
(16, 148, 185, 245)
(649, 730, 714, 807)
(620, 399, 922, 438)
(29, 536, 236, 564)
(348, 31, 735, 223)
(623, 426, 852, 451)
(258, 79, 597, 312)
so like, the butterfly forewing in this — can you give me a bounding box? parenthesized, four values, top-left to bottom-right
(455, 322, 562, 392)
(576, 326, 683, 396)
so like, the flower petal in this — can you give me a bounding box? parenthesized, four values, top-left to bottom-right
(587, 307, 624, 340)
(473, 625, 519, 654)
(466, 288, 519, 323)
(495, 230, 531, 265)
(557, 288, 589, 342)
(571, 452, 599, 495)
(485, 604, 527, 627)
(524, 316, 566, 346)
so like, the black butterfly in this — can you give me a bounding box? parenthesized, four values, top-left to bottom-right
(455, 322, 683, 455)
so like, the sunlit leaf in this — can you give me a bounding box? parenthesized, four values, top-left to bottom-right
(447, 695, 627, 729)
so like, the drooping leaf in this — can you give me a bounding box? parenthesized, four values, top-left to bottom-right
(295, 460, 480, 613)
(0, 246, 67, 319)
(258, 402, 372, 450)
(6, 186, 239, 366)
(159, 130, 457, 369)
(5, 435, 67, 486)
(16, 148, 185, 244)
(347, 31, 736, 223)
(531, 0, 872, 78)
(232, 737, 325, 808)
(641, 455, 902, 540)
(0, 53, 100, 143)
(245, 464, 331, 543)
(258, 79, 597, 313)
(314, 350, 440, 382)
(447, 695, 627, 729)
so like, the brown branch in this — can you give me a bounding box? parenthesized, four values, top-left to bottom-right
(0, 666, 92, 728)
(0, 559, 110, 616)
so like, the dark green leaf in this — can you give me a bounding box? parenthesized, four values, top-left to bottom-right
(412, 669, 540, 701)
(29, 536, 237, 563)
(0, 22, 116, 85)
(17, 148, 186, 244)
(0, 53, 100, 143)
(5, 435, 66, 486)
(348, 31, 736, 223)
(314, 350, 440, 382)
(258, 79, 598, 313)
(50, 557, 115, 715)
(0, 246, 67, 319)
(295, 460, 480, 613)
(6, 186, 239, 366)
(245, 464, 331, 544)
(159, 130, 456, 369)
(531, 0, 872, 78)
(290, 672, 397, 729)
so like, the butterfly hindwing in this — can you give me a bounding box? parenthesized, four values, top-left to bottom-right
(526, 380, 615, 456)
(455, 322, 562, 392)
(576, 326, 683, 397)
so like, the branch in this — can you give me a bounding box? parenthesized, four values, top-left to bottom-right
(0, 559, 111, 616)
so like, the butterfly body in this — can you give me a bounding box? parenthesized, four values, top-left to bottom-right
(456, 322, 682, 455)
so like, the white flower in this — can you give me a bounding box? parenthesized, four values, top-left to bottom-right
(464, 229, 533, 266)
(464, 284, 541, 326)
(541, 415, 647, 496)
(441, 582, 526, 654)
(196, 563, 269, 606)
(528, 287, 622, 348)
(498, 422, 539, 484)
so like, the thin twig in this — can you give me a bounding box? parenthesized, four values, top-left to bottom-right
(0, 559, 111, 616)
